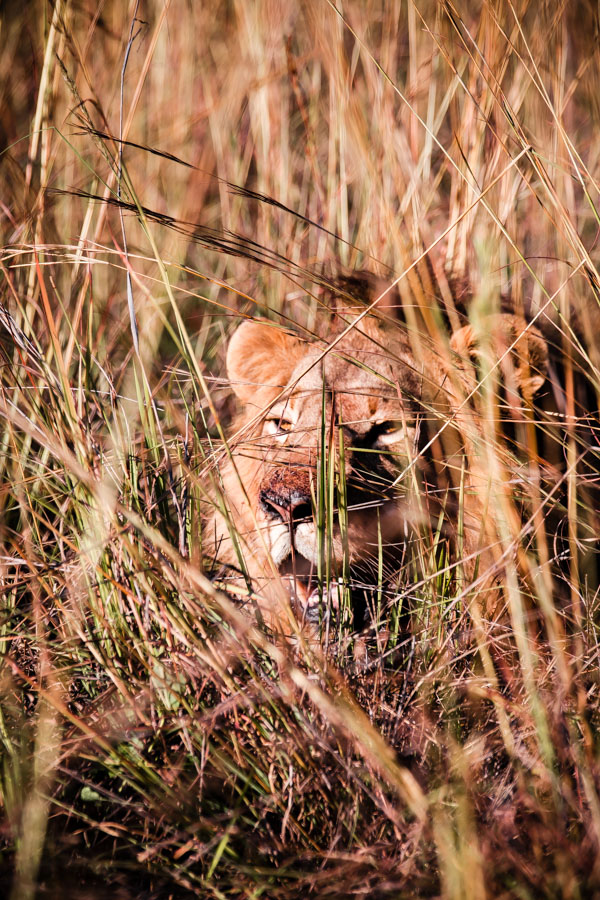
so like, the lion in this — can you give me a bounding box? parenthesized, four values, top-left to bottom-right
(204, 290, 550, 633)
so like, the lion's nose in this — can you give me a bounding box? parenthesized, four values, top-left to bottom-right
(259, 466, 314, 523)
(259, 488, 313, 524)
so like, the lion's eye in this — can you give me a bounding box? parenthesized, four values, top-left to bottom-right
(370, 422, 414, 447)
(264, 417, 293, 439)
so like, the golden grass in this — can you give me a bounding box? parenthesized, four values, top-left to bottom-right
(1, 1, 600, 897)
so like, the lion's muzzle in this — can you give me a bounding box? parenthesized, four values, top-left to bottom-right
(259, 466, 313, 525)
(257, 465, 324, 571)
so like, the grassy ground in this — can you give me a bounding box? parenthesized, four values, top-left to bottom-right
(1, 1, 600, 897)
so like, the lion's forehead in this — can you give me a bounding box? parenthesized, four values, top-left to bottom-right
(289, 390, 411, 431)
(285, 341, 420, 427)
(288, 338, 419, 385)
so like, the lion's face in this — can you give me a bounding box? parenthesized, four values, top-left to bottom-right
(210, 307, 548, 625)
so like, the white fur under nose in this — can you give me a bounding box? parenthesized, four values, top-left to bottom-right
(293, 523, 319, 564)
(266, 521, 319, 566)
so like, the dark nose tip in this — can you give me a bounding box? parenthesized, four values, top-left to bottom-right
(259, 488, 313, 524)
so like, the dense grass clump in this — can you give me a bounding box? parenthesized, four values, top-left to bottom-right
(1, 1, 600, 897)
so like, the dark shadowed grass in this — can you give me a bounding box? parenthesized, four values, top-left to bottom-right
(1, 1, 600, 897)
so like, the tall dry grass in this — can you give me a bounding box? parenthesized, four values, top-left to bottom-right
(1, 0, 600, 897)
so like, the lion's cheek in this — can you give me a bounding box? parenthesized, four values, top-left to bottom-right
(343, 503, 413, 561)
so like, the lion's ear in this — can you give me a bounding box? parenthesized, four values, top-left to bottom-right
(450, 314, 548, 399)
(226, 320, 305, 406)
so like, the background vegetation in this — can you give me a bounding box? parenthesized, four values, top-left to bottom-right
(1, 0, 600, 897)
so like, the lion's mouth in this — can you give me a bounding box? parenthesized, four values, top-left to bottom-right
(277, 553, 342, 621)
(267, 516, 401, 627)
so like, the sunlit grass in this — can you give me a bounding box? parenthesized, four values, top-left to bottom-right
(1, 1, 599, 897)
